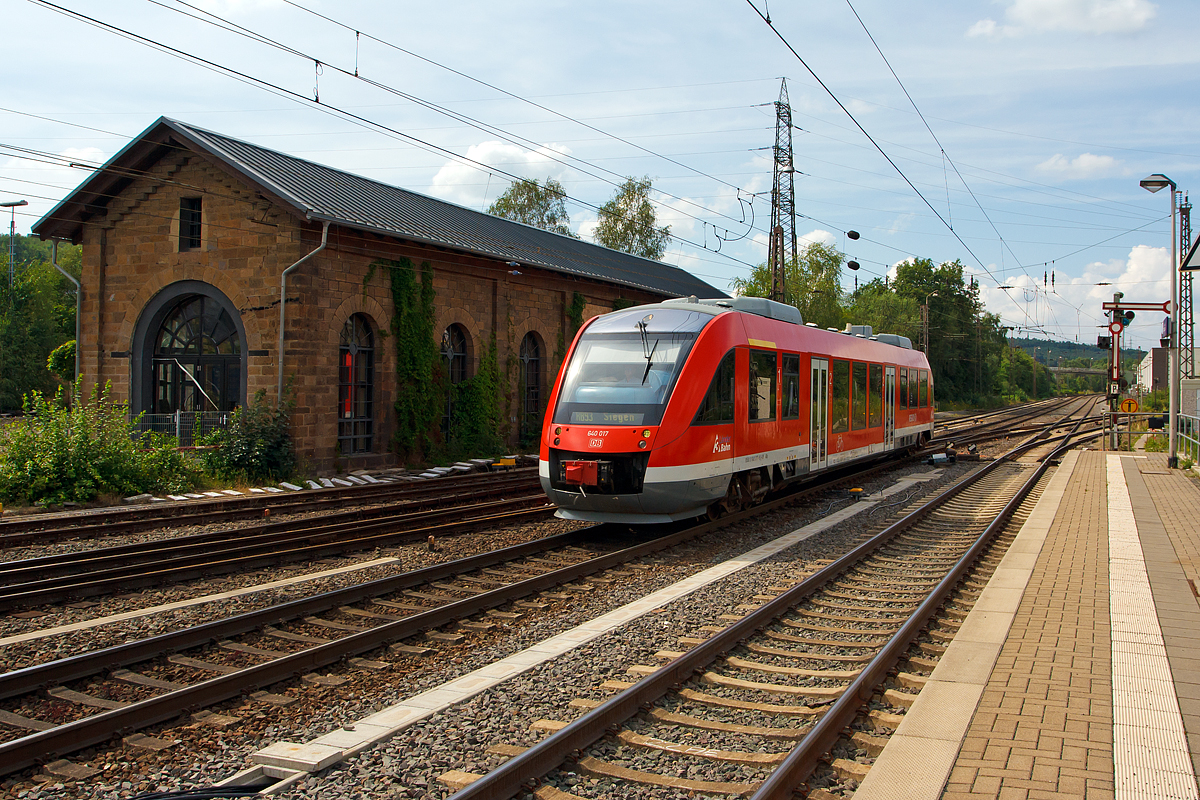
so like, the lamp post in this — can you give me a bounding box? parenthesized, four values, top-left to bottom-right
(1140, 173, 1179, 468)
(921, 291, 938, 353)
(1, 200, 28, 296)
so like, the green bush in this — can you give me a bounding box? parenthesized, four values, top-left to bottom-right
(0, 380, 200, 506)
(201, 389, 295, 482)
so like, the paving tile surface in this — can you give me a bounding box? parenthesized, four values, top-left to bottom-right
(1129, 456, 1200, 780)
(943, 450, 1115, 799)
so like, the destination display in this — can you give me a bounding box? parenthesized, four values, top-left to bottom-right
(570, 411, 645, 425)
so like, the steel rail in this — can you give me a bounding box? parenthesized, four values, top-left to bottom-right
(0, 468, 538, 544)
(0, 495, 553, 610)
(0, 477, 541, 582)
(0, 452, 913, 778)
(0, 400, 1078, 778)
(448, 421, 1076, 800)
(751, 444, 1074, 797)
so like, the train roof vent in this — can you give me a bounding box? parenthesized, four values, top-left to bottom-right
(875, 333, 914, 349)
(844, 324, 873, 337)
(805, 322, 819, 328)
(665, 296, 802, 324)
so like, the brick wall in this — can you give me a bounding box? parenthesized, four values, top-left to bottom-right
(77, 150, 664, 473)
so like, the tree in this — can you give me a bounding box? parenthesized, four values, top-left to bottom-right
(847, 278, 920, 342)
(487, 177, 578, 238)
(593, 176, 671, 260)
(729, 241, 846, 331)
(1, 237, 81, 412)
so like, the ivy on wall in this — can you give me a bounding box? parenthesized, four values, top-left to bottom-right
(612, 297, 638, 311)
(377, 257, 505, 465)
(384, 258, 441, 464)
(446, 334, 502, 457)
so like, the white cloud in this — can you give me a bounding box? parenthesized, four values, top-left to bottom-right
(976, 245, 1170, 348)
(798, 228, 836, 247)
(1035, 152, 1122, 179)
(968, 0, 1156, 37)
(428, 140, 573, 210)
(967, 19, 1000, 38)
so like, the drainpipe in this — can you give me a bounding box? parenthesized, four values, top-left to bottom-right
(278, 220, 330, 405)
(51, 240, 81, 383)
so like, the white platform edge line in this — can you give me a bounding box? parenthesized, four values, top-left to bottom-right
(851, 449, 1081, 800)
(251, 469, 945, 771)
(1108, 454, 1200, 800)
(0, 557, 403, 648)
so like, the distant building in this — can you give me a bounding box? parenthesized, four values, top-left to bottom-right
(1137, 348, 1200, 395)
(33, 117, 722, 472)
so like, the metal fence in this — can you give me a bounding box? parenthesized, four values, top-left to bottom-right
(132, 411, 230, 448)
(1182, 413, 1200, 465)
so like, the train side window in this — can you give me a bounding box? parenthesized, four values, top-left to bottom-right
(782, 354, 801, 420)
(869, 363, 883, 427)
(831, 359, 850, 433)
(919, 369, 929, 407)
(851, 362, 868, 430)
(694, 350, 736, 424)
(909, 369, 919, 408)
(748, 350, 777, 422)
(899, 368, 908, 410)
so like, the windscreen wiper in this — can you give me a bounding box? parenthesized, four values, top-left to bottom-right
(641, 339, 658, 385)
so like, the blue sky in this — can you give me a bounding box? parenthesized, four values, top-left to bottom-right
(4, 0, 1199, 351)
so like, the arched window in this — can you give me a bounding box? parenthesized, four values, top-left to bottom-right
(338, 315, 375, 454)
(440, 324, 470, 436)
(519, 332, 541, 438)
(152, 295, 241, 413)
(442, 325, 469, 385)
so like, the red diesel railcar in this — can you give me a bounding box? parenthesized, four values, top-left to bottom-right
(538, 296, 934, 523)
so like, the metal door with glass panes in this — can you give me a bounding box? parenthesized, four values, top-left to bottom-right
(884, 366, 896, 448)
(811, 358, 828, 470)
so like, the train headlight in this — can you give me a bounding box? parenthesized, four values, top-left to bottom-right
(554, 438, 560, 445)
(642, 429, 651, 438)
(638, 440, 647, 449)
(555, 427, 562, 435)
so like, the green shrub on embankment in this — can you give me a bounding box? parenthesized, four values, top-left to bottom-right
(200, 388, 296, 483)
(0, 380, 201, 507)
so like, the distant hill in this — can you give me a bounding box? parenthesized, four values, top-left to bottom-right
(1008, 337, 1145, 365)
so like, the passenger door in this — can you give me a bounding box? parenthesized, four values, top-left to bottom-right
(884, 366, 896, 449)
(811, 358, 828, 471)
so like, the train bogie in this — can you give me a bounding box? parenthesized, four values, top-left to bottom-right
(538, 297, 934, 524)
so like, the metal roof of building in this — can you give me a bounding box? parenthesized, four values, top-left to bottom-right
(33, 117, 725, 299)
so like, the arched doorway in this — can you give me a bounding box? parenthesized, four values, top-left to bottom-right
(152, 295, 242, 413)
(132, 281, 247, 419)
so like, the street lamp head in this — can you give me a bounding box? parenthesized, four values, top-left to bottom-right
(0, 200, 28, 208)
(1139, 174, 1175, 193)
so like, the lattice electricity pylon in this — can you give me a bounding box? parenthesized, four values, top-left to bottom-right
(768, 78, 799, 304)
(1179, 192, 1194, 378)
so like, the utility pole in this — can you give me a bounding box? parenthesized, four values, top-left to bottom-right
(1180, 192, 1194, 378)
(921, 291, 938, 354)
(767, 78, 798, 305)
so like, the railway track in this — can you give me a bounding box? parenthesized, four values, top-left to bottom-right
(0, 398, 1093, 785)
(0, 479, 550, 611)
(444, 423, 1089, 799)
(0, 467, 539, 547)
(0, 452, 945, 780)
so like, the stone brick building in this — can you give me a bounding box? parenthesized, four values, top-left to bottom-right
(33, 118, 721, 473)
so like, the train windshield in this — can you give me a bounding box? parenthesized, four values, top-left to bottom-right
(553, 308, 711, 426)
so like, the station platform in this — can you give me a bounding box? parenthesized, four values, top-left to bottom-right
(854, 449, 1200, 800)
